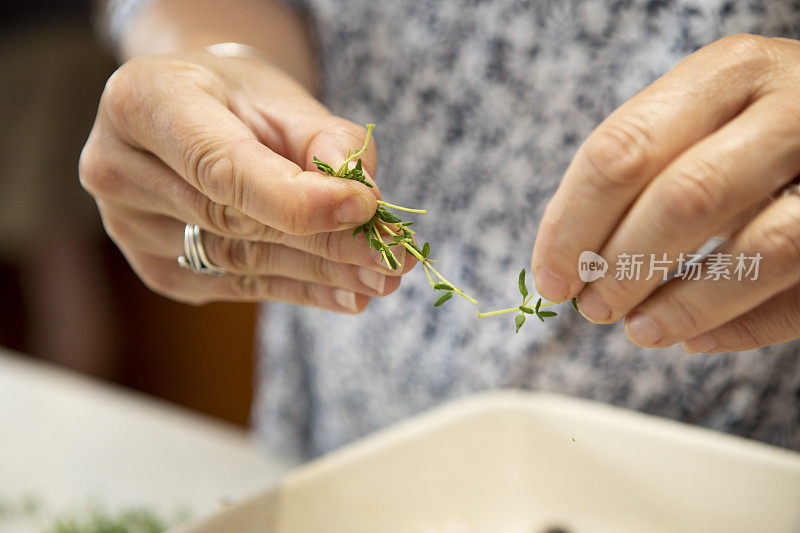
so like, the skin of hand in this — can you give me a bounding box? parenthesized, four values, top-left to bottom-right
(80, 48, 416, 311)
(531, 34, 800, 354)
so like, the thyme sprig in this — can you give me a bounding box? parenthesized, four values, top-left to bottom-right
(313, 124, 578, 332)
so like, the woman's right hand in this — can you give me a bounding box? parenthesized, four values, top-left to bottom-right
(79, 49, 414, 311)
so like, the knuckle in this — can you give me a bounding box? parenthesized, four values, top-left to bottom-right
(581, 113, 655, 190)
(307, 254, 334, 285)
(595, 278, 640, 312)
(219, 238, 269, 273)
(231, 274, 265, 299)
(312, 232, 339, 261)
(202, 200, 267, 239)
(102, 58, 156, 124)
(182, 135, 234, 203)
(78, 143, 122, 198)
(728, 314, 764, 349)
(232, 240, 264, 272)
(209, 237, 239, 271)
(663, 293, 707, 333)
(658, 164, 724, 227)
(277, 196, 316, 236)
(717, 33, 773, 65)
(260, 244, 283, 274)
(756, 219, 800, 273)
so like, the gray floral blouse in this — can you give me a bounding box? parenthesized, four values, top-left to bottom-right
(251, 0, 800, 459)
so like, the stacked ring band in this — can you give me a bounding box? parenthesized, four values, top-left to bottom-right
(177, 224, 226, 274)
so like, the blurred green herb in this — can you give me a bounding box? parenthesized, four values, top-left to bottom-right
(0, 494, 42, 522)
(0, 493, 187, 533)
(314, 124, 579, 332)
(44, 507, 174, 533)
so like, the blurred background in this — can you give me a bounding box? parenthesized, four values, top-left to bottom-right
(0, 0, 257, 428)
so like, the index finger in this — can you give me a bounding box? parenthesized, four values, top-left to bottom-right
(531, 34, 773, 302)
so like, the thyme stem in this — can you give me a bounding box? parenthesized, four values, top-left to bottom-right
(312, 123, 578, 332)
(377, 200, 427, 213)
(378, 221, 479, 306)
(336, 123, 375, 175)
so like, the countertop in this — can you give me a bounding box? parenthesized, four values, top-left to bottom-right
(0, 349, 294, 532)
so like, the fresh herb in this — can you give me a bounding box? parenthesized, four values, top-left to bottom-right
(44, 507, 175, 533)
(0, 494, 187, 533)
(476, 268, 574, 332)
(0, 494, 41, 521)
(314, 124, 579, 332)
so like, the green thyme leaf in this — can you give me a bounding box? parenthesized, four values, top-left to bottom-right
(369, 237, 382, 250)
(518, 268, 528, 298)
(538, 310, 557, 318)
(409, 243, 424, 256)
(386, 253, 398, 269)
(433, 282, 455, 291)
(422, 242, 431, 257)
(312, 156, 335, 175)
(377, 207, 402, 224)
(519, 306, 534, 314)
(535, 297, 542, 312)
(515, 313, 526, 333)
(401, 222, 414, 227)
(434, 291, 453, 307)
(352, 227, 363, 238)
(571, 297, 579, 312)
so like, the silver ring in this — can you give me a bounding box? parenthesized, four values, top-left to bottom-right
(177, 224, 226, 275)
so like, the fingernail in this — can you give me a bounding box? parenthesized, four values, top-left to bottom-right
(356, 267, 385, 293)
(333, 288, 358, 312)
(336, 195, 372, 224)
(682, 334, 717, 354)
(533, 267, 570, 301)
(576, 291, 611, 322)
(625, 312, 662, 346)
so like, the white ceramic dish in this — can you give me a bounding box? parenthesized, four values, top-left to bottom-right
(173, 391, 800, 533)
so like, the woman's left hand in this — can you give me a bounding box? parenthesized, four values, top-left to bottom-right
(531, 34, 800, 354)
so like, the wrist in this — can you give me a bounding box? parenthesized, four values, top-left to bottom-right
(116, 0, 317, 92)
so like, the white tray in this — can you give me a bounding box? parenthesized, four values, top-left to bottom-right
(172, 391, 800, 533)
